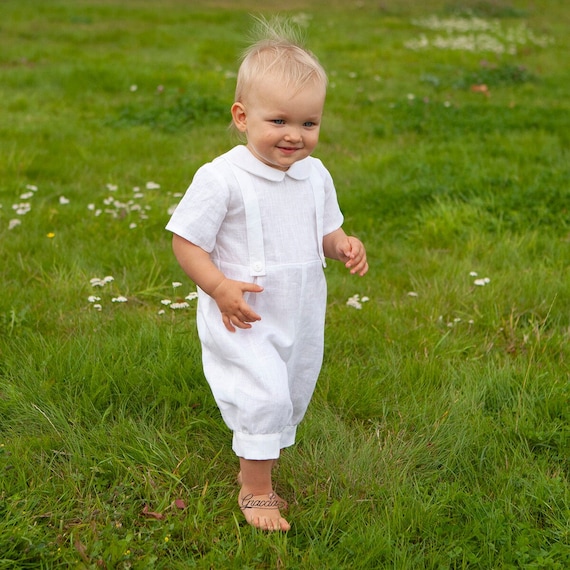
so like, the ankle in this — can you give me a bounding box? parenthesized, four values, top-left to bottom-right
(239, 483, 273, 497)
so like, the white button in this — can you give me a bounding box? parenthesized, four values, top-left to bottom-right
(252, 262, 263, 272)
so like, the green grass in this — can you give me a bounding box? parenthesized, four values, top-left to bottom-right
(1, 0, 569, 568)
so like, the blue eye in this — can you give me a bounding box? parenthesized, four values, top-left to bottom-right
(272, 119, 285, 125)
(304, 121, 315, 127)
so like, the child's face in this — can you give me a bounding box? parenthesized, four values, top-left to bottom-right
(231, 77, 326, 171)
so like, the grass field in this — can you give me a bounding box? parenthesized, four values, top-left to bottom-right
(1, 0, 569, 568)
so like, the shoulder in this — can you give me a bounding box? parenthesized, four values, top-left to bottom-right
(187, 150, 245, 200)
(306, 156, 335, 187)
(193, 152, 233, 184)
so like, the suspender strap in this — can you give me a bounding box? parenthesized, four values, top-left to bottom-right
(229, 164, 267, 277)
(310, 167, 327, 268)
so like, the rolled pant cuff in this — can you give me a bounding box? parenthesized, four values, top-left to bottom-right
(232, 426, 297, 460)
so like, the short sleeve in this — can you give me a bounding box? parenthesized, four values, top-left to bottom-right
(165, 163, 230, 253)
(313, 159, 344, 236)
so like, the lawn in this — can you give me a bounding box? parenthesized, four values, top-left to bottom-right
(0, 0, 569, 568)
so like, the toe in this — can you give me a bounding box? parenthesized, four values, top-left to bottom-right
(280, 517, 291, 532)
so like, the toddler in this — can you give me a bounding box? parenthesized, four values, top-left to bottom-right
(166, 20, 368, 531)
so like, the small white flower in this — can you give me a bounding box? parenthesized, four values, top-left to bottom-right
(407, 93, 415, 100)
(26, 185, 38, 191)
(20, 192, 34, 199)
(474, 277, 491, 286)
(93, 304, 102, 311)
(170, 302, 190, 310)
(158, 309, 166, 315)
(346, 294, 363, 309)
(161, 299, 172, 305)
(133, 193, 144, 199)
(130, 85, 138, 92)
(8, 219, 21, 230)
(172, 282, 182, 288)
(88, 296, 101, 303)
(112, 296, 128, 303)
(185, 292, 199, 301)
(407, 291, 419, 297)
(167, 205, 177, 215)
(87, 203, 96, 211)
(90, 278, 105, 287)
(145, 181, 160, 190)
(103, 276, 114, 283)
(106, 184, 118, 192)
(129, 223, 137, 229)
(59, 196, 70, 205)
(469, 271, 478, 277)
(12, 203, 31, 215)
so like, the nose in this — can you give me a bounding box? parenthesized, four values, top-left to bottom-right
(284, 127, 302, 143)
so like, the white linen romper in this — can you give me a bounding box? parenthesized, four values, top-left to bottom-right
(166, 145, 344, 460)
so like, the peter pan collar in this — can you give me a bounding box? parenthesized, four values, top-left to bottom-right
(223, 145, 311, 181)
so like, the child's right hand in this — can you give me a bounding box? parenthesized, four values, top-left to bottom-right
(210, 278, 263, 332)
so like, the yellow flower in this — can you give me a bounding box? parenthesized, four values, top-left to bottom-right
(47, 232, 55, 238)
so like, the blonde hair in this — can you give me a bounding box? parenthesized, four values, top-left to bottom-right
(235, 17, 328, 102)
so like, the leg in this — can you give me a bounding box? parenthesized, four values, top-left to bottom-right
(238, 458, 290, 531)
(237, 458, 288, 509)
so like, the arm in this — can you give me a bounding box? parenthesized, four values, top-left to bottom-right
(323, 228, 368, 276)
(172, 234, 263, 332)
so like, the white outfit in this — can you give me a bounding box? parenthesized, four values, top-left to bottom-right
(166, 145, 343, 459)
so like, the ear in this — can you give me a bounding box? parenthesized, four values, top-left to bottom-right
(231, 102, 247, 132)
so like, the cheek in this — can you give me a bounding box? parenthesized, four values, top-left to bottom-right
(262, 129, 278, 141)
(305, 131, 320, 147)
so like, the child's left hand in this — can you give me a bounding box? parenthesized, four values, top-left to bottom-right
(323, 228, 368, 276)
(339, 236, 368, 276)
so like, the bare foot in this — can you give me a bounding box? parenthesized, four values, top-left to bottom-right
(237, 471, 288, 509)
(239, 490, 291, 531)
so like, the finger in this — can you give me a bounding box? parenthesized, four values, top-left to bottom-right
(234, 309, 260, 329)
(349, 257, 368, 276)
(237, 300, 261, 322)
(345, 251, 361, 269)
(242, 308, 261, 322)
(356, 261, 369, 276)
(222, 314, 236, 333)
(231, 315, 253, 330)
(341, 239, 354, 259)
(240, 282, 264, 293)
